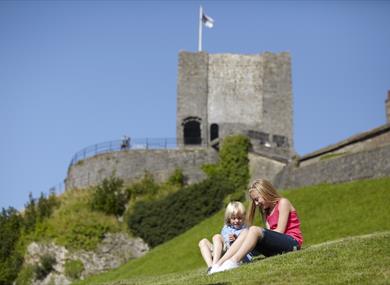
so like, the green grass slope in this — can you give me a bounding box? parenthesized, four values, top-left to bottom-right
(76, 177, 390, 285)
(84, 231, 390, 285)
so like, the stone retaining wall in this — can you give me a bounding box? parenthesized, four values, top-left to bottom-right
(275, 144, 390, 189)
(66, 148, 218, 190)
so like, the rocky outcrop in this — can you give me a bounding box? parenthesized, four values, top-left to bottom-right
(24, 233, 149, 285)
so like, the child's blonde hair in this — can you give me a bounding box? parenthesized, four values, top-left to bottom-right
(247, 179, 281, 225)
(224, 201, 246, 225)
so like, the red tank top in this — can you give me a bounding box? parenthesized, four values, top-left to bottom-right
(266, 200, 303, 246)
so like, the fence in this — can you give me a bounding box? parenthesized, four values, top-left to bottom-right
(68, 137, 185, 168)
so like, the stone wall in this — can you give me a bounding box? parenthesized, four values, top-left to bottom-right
(66, 148, 218, 190)
(208, 54, 264, 127)
(249, 153, 287, 185)
(275, 144, 390, 189)
(176, 51, 293, 159)
(299, 124, 390, 167)
(261, 52, 294, 154)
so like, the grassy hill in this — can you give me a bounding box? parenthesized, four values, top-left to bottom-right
(75, 177, 390, 285)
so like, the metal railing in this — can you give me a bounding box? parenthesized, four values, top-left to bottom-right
(68, 137, 189, 168)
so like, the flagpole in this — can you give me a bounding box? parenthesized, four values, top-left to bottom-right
(198, 6, 203, 52)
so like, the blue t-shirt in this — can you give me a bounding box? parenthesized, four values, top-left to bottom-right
(220, 224, 252, 262)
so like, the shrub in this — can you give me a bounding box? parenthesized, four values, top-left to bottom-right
(22, 191, 60, 233)
(23, 194, 37, 233)
(127, 172, 159, 199)
(167, 168, 185, 186)
(34, 254, 56, 280)
(218, 135, 250, 191)
(223, 189, 246, 206)
(128, 173, 234, 247)
(0, 207, 22, 262)
(202, 135, 250, 191)
(0, 253, 23, 285)
(90, 176, 129, 217)
(64, 259, 84, 280)
(0, 207, 23, 284)
(36, 191, 60, 221)
(124, 171, 184, 220)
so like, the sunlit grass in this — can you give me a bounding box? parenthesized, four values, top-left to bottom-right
(75, 177, 390, 285)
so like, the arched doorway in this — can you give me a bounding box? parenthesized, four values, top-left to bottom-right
(183, 117, 201, 145)
(210, 123, 219, 141)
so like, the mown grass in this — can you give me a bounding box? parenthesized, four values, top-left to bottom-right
(82, 231, 390, 285)
(75, 177, 390, 285)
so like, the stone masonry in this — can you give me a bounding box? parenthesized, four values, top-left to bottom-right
(66, 148, 218, 190)
(176, 51, 293, 159)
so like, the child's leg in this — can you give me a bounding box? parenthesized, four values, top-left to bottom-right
(229, 226, 263, 263)
(198, 238, 213, 267)
(211, 234, 224, 264)
(216, 229, 249, 266)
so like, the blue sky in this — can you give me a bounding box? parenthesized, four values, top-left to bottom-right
(1, 0, 389, 210)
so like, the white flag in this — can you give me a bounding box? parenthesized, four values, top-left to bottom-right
(202, 13, 214, 28)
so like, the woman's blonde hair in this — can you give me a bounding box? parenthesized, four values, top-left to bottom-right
(224, 201, 246, 225)
(247, 179, 281, 225)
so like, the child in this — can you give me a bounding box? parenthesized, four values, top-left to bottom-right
(209, 179, 303, 274)
(198, 201, 252, 273)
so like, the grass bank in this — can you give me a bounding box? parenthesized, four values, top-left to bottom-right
(76, 177, 390, 284)
(92, 231, 390, 285)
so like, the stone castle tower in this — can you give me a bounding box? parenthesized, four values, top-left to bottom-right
(176, 51, 294, 160)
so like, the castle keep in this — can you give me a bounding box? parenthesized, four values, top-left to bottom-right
(177, 51, 293, 161)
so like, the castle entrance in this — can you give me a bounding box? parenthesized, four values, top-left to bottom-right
(183, 117, 201, 145)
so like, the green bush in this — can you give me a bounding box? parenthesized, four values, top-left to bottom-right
(218, 135, 250, 191)
(90, 176, 129, 217)
(34, 254, 56, 280)
(124, 171, 184, 221)
(202, 135, 250, 191)
(0, 207, 24, 285)
(0, 192, 59, 285)
(0, 208, 22, 262)
(36, 191, 60, 221)
(223, 190, 246, 205)
(0, 253, 23, 285)
(64, 259, 84, 280)
(59, 222, 108, 251)
(23, 192, 59, 233)
(167, 168, 185, 186)
(127, 172, 159, 199)
(128, 174, 234, 247)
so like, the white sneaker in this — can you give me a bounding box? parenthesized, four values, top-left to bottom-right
(219, 259, 240, 272)
(208, 264, 221, 275)
(210, 259, 239, 274)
